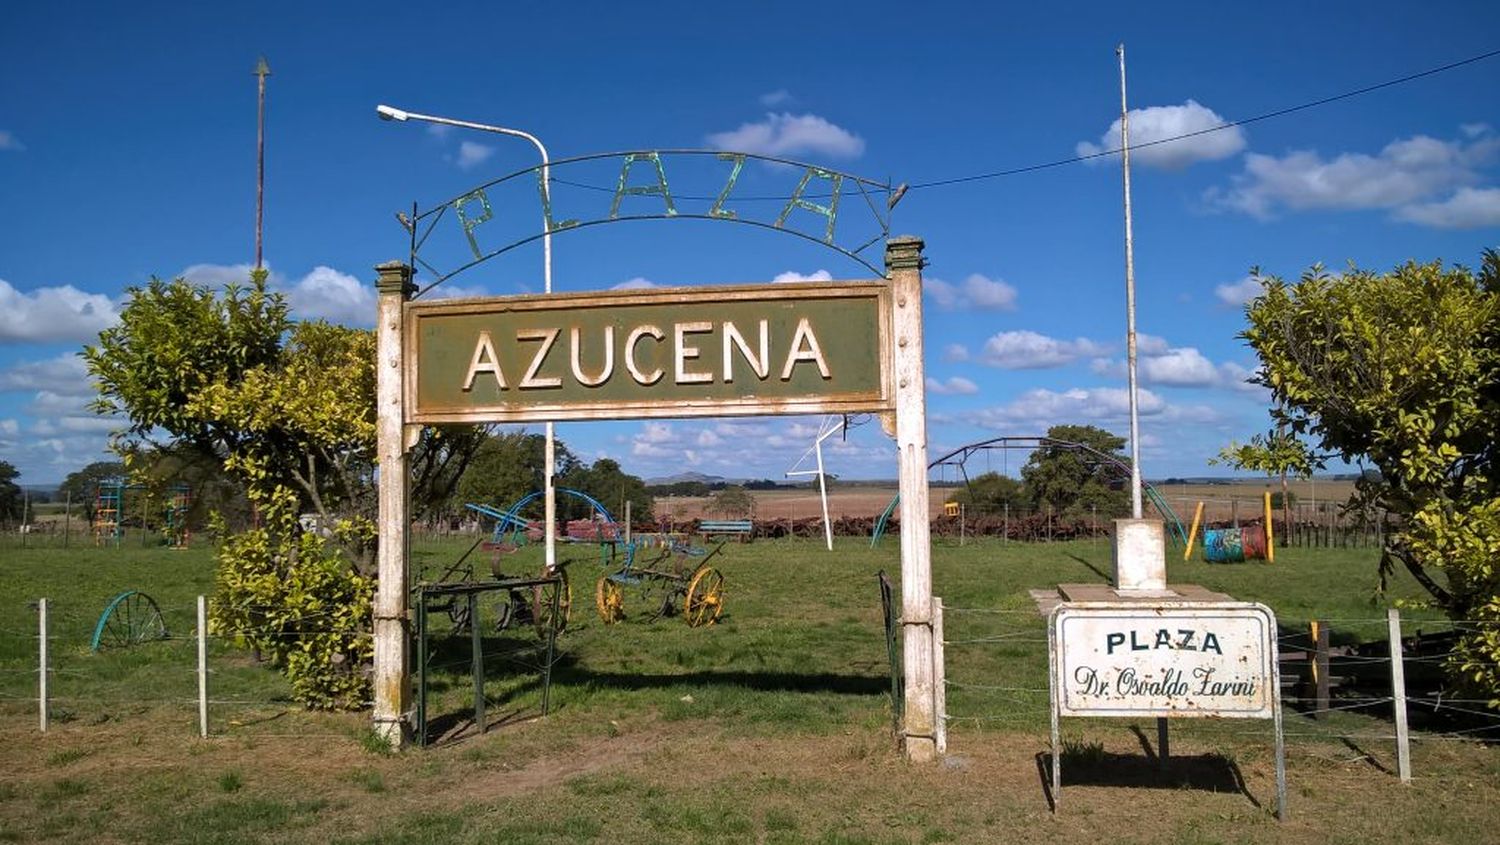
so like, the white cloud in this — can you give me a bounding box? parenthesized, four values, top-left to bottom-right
(612, 277, 658, 290)
(1394, 187, 1500, 229)
(0, 278, 119, 342)
(942, 344, 969, 363)
(1136, 334, 1170, 355)
(1077, 100, 1246, 169)
(1209, 130, 1500, 219)
(759, 89, 794, 107)
(1140, 347, 1218, 386)
(0, 130, 23, 152)
(28, 390, 91, 416)
(977, 331, 1108, 369)
(179, 263, 374, 325)
(772, 269, 832, 284)
(425, 124, 453, 139)
(1214, 275, 1262, 307)
(706, 112, 865, 159)
(965, 387, 1165, 432)
(0, 354, 91, 394)
(284, 266, 374, 324)
(0, 418, 18, 436)
(924, 273, 1018, 311)
(925, 376, 979, 396)
(456, 141, 495, 170)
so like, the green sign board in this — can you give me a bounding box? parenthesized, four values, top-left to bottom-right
(405, 281, 893, 424)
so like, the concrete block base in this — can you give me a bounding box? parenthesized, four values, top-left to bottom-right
(1112, 518, 1166, 593)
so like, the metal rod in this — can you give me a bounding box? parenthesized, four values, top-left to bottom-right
(38, 598, 47, 733)
(542, 579, 560, 717)
(415, 590, 427, 747)
(1388, 608, 1412, 783)
(254, 57, 270, 269)
(197, 595, 209, 737)
(1117, 43, 1143, 520)
(469, 592, 484, 733)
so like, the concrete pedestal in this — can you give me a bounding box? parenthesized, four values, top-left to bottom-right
(1112, 518, 1166, 594)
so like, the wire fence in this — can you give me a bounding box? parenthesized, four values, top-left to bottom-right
(938, 604, 1500, 782)
(0, 594, 562, 744)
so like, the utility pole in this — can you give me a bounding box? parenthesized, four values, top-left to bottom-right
(1118, 43, 1143, 520)
(254, 56, 271, 270)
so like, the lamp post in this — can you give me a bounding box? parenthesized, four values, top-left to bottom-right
(376, 104, 561, 575)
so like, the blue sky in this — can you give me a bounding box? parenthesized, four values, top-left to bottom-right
(2, 1, 1498, 486)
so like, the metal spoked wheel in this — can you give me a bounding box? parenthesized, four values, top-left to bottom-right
(683, 566, 726, 627)
(90, 590, 169, 652)
(595, 576, 626, 624)
(531, 566, 572, 637)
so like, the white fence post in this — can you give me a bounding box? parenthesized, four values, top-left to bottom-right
(1388, 608, 1411, 783)
(933, 597, 947, 756)
(38, 597, 48, 733)
(197, 595, 209, 738)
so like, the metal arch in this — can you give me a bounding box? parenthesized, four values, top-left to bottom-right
(870, 436, 1186, 545)
(494, 487, 617, 535)
(402, 149, 901, 296)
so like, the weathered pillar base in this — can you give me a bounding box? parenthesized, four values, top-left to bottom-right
(1112, 518, 1167, 594)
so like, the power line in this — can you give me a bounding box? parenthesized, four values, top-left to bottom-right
(907, 46, 1500, 191)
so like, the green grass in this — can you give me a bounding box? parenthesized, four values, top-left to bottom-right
(0, 534, 1494, 844)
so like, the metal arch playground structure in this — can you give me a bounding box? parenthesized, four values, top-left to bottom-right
(871, 435, 1187, 545)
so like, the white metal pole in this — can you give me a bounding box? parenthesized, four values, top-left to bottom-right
(1118, 43, 1143, 520)
(38, 598, 47, 732)
(375, 105, 559, 573)
(933, 597, 947, 756)
(1388, 608, 1412, 783)
(815, 436, 832, 551)
(197, 595, 209, 738)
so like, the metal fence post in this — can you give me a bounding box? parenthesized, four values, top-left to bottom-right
(932, 598, 946, 756)
(197, 595, 209, 738)
(38, 598, 48, 732)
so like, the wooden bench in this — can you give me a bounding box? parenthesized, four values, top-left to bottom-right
(698, 519, 753, 542)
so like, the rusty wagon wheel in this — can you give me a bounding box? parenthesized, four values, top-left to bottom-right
(595, 576, 626, 624)
(683, 566, 726, 627)
(531, 565, 572, 637)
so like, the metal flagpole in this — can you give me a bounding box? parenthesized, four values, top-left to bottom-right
(1117, 43, 1143, 521)
(254, 57, 270, 270)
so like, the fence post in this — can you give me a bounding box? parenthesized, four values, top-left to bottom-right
(64, 489, 71, 548)
(932, 598, 947, 755)
(197, 595, 209, 738)
(38, 598, 48, 732)
(1387, 608, 1411, 783)
(1310, 620, 1330, 718)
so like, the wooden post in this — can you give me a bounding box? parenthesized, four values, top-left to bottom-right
(197, 595, 209, 737)
(1183, 501, 1204, 561)
(469, 592, 484, 733)
(887, 236, 938, 762)
(1263, 490, 1275, 563)
(63, 489, 71, 548)
(1310, 620, 1330, 718)
(37, 598, 47, 732)
(933, 597, 947, 755)
(372, 261, 414, 747)
(1388, 608, 1412, 783)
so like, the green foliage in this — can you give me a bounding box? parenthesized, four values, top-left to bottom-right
(947, 472, 1026, 514)
(1021, 425, 1130, 519)
(1269, 491, 1297, 510)
(564, 457, 654, 521)
(0, 460, 22, 522)
(1240, 250, 1500, 703)
(707, 485, 755, 518)
(208, 504, 373, 709)
(1213, 430, 1320, 478)
(455, 431, 577, 511)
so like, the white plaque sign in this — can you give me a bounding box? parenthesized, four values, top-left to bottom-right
(1050, 602, 1278, 719)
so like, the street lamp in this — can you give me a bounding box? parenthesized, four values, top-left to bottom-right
(376, 103, 561, 575)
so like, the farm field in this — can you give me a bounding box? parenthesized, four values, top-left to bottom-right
(1, 536, 1496, 844)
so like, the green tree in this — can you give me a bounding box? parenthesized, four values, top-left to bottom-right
(84, 271, 483, 706)
(707, 484, 755, 518)
(0, 460, 22, 522)
(564, 458, 654, 522)
(1022, 425, 1131, 519)
(1238, 252, 1500, 702)
(456, 431, 578, 512)
(948, 472, 1026, 514)
(1212, 429, 1320, 532)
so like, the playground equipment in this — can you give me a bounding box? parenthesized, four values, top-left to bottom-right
(93, 479, 125, 546)
(163, 484, 191, 549)
(871, 435, 1187, 545)
(1182, 493, 1276, 563)
(90, 590, 168, 651)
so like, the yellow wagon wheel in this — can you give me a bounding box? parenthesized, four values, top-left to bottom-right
(683, 566, 726, 627)
(531, 565, 572, 637)
(595, 576, 626, 624)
